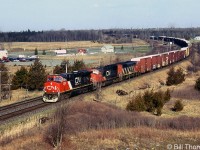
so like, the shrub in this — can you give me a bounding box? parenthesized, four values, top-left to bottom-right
(166, 67, 185, 86)
(166, 67, 176, 86)
(126, 89, 171, 115)
(173, 100, 184, 111)
(163, 88, 171, 102)
(175, 68, 185, 84)
(143, 90, 155, 112)
(126, 94, 146, 112)
(195, 77, 200, 91)
(157, 107, 162, 116)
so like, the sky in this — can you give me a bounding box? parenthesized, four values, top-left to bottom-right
(0, 0, 200, 32)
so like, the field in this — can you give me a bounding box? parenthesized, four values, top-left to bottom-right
(2, 39, 148, 51)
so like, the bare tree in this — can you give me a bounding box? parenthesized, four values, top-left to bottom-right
(45, 103, 70, 149)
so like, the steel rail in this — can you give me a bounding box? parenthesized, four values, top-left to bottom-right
(0, 96, 42, 111)
(0, 102, 49, 121)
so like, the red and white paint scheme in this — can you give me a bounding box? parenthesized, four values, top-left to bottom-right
(43, 75, 72, 102)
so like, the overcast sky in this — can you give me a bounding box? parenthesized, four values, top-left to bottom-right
(0, 0, 199, 32)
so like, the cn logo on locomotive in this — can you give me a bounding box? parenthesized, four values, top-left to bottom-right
(46, 86, 58, 91)
(106, 71, 111, 76)
(75, 77, 81, 85)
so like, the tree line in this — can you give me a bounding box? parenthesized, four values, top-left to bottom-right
(1, 28, 200, 42)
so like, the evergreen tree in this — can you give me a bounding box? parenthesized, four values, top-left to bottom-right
(27, 59, 47, 90)
(53, 59, 86, 74)
(11, 66, 28, 90)
(121, 45, 124, 50)
(53, 65, 62, 74)
(53, 60, 71, 74)
(34, 48, 38, 55)
(71, 60, 86, 71)
(42, 50, 46, 55)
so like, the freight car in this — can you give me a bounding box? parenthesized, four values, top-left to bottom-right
(43, 36, 190, 102)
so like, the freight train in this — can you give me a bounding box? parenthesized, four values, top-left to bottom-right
(43, 36, 190, 102)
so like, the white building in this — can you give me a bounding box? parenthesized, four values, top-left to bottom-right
(0, 50, 8, 59)
(101, 45, 114, 53)
(194, 36, 200, 40)
(54, 49, 67, 56)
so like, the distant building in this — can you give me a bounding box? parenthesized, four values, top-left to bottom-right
(54, 49, 67, 56)
(101, 45, 114, 53)
(194, 36, 200, 40)
(0, 50, 8, 59)
(77, 48, 87, 55)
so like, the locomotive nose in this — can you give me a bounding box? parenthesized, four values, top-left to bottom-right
(44, 82, 60, 93)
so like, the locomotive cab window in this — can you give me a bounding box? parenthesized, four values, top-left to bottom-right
(54, 76, 63, 82)
(47, 76, 54, 81)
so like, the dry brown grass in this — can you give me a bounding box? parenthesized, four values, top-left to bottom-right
(0, 89, 43, 107)
(1, 100, 200, 149)
(0, 129, 49, 150)
(71, 127, 200, 150)
(3, 39, 149, 51)
(2, 126, 200, 150)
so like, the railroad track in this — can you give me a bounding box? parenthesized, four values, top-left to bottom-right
(0, 96, 49, 121)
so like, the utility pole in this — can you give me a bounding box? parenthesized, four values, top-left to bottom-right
(0, 71, 11, 101)
(66, 63, 67, 73)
